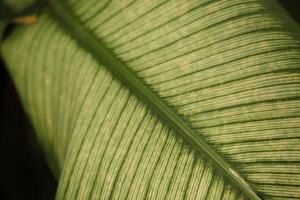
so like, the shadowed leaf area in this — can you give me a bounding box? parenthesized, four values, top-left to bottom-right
(1, 0, 300, 199)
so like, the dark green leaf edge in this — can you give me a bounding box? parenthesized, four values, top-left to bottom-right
(47, 1, 261, 199)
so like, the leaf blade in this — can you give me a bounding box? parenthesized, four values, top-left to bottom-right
(48, 1, 260, 199)
(2, 0, 300, 199)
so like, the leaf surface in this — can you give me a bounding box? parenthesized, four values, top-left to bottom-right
(2, 0, 300, 199)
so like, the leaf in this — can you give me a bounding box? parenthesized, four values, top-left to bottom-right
(1, 0, 300, 199)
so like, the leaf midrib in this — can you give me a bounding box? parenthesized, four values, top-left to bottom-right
(48, 1, 261, 199)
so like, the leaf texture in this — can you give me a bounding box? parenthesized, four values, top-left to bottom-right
(2, 0, 300, 199)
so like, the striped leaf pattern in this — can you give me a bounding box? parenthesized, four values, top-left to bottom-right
(2, 0, 300, 199)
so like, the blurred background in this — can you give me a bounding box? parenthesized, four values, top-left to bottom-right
(0, 1, 299, 199)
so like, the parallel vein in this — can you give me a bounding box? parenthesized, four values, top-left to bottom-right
(48, 0, 260, 199)
(2, 0, 300, 199)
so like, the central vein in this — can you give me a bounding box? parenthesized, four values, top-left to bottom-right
(48, 1, 261, 199)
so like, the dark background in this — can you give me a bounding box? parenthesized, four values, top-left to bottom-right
(0, 1, 299, 199)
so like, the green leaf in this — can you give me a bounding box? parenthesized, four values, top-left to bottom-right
(2, 0, 300, 199)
